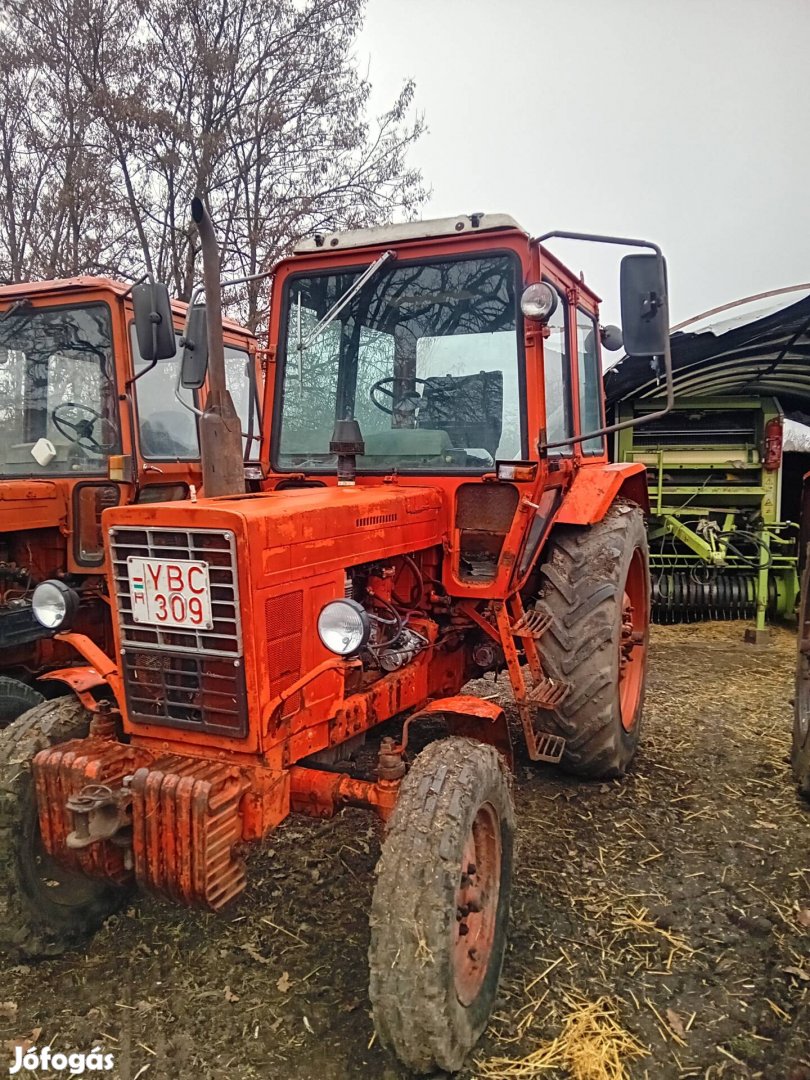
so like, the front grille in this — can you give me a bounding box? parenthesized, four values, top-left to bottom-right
(110, 526, 247, 737)
(121, 650, 247, 736)
(110, 527, 241, 656)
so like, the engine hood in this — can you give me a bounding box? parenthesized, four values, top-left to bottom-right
(0, 480, 67, 530)
(103, 484, 446, 588)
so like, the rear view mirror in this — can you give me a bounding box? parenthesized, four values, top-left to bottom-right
(620, 253, 669, 357)
(132, 282, 177, 362)
(180, 304, 209, 389)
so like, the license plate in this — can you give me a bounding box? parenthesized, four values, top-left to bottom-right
(127, 557, 213, 629)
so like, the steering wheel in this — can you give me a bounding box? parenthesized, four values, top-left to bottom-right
(51, 402, 117, 453)
(369, 376, 433, 416)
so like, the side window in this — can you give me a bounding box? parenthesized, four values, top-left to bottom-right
(576, 309, 605, 455)
(130, 327, 200, 460)
(542, 287, 573, 455)
(224, 347, 261, 461)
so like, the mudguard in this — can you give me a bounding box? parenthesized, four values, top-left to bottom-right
(555, 462, 648, 526)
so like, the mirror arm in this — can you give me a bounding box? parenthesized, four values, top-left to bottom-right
(174, 363, 205, 418)
(534, 229, 663, 256)
(126, 355, 158, 390)
(541, 341, 674, 450)
(535, 230, 673, 452)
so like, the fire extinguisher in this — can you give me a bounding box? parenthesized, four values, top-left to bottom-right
(763, 416, 783, 472)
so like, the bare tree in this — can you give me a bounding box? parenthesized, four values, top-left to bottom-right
(0, 0, 426, 328)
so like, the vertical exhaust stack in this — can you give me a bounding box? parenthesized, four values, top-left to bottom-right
(191, 197, 246, 497)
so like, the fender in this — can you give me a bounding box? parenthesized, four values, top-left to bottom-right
(37, 632, 123, 710)
(554, 462, 649, 526)
(411, 695, 513, 770)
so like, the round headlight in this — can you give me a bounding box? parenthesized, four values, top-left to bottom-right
(520, 282, 558, 322)
(317, 598, 370, 656)
(31, 580, 79, 630)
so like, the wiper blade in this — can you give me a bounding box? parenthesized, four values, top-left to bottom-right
(295, 249, 396, 358)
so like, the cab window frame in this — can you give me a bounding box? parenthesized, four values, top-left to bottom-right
(128, 322, 201, 462)
(270, 248, 529, 476)
(574, 305, 606, 457)
(540, 279, 575, 457)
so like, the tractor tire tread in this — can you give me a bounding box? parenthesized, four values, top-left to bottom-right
(0, 697, 127, 958)
(0, 678, 45, 731)
(534, 501, 649, 777)
(369, 737, 514, 1074)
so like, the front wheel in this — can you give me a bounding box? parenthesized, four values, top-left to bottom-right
(369, 737, 514, 1074)
(0, 697, 130, 958)
(0, 677, 45, 730)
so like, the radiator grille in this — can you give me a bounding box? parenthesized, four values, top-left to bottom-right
(121, 650, 247, 736)
(110, 527, 242, 657)
(111, 526, 247, 737)
(265, 592, 303, 716)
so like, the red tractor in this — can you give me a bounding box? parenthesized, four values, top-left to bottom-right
(0, 275, 259, 727)
(0, 210, 671, 1072)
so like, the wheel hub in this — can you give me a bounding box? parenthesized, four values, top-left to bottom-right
(453, 803, 501, 1007)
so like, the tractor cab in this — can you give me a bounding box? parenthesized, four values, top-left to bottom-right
(262, 215, 631, 593)
(0, 276, 258, 718)
(268, 215, 607, 481)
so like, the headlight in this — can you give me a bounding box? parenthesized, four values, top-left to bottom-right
(520, 282, 557, 322)
(317, 598, 370, 656)
(31, 580, 79, 630)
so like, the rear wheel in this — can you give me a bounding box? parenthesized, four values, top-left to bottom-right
(793, 563, 810, 800)
(534, 501, 650, 778)
(0, 697, 129, 958)
(0, 677, 45, 730)
(369, 737, 514, 1074)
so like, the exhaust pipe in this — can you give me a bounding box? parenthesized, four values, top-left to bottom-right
(191, 197, 246, 497)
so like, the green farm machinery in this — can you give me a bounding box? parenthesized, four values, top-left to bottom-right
(613, 396, 801, 635)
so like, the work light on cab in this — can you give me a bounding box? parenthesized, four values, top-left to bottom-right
(520, 282, 558, 322)
(317, 599, 370, 656)
(31, 580, 79, 630)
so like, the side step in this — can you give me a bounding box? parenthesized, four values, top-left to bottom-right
(532, 731, 566, 764)
(510, 608, 553, 640)
(527, 676, 570, 709)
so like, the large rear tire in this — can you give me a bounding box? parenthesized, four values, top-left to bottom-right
(0, 677, 45, 730)
(369, 737, 514, 1074)
(793, 560, 810, 800)
(534, 501, 650, 778)
(0, 697, 130, 958)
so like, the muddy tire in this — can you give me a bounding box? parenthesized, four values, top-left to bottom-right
(369, 737, 514, 1074)
(0, 697, 129, 958)
(793, 562, 810, 800)
(0, 677, 45, 731)
(534, 501, 650, 778)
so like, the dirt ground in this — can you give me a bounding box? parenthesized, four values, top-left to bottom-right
(2, 623, 809, 1079)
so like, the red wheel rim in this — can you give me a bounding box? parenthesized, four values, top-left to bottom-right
(618, 547, 648, 733)
(453, 802, 501, 1007)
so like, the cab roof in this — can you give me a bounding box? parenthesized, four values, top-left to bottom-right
(293, 213, 528, 254)
(0, 276, 251, 338)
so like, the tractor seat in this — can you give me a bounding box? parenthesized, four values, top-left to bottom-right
(417, 370, 503, 459)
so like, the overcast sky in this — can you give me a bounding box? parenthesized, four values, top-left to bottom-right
(357, 0, 810, 327)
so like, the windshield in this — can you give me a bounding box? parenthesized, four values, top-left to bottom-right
(131, 327, 260, 461)
(276, 254, 523, 472)
(0, 303, 119, 477)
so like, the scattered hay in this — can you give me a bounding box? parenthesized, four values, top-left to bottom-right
(477, 993, 648, 1080)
